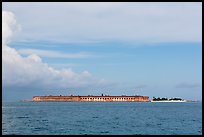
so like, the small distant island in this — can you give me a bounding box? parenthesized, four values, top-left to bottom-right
(19, 95, 198, 103)
(151, 97, 187, 102)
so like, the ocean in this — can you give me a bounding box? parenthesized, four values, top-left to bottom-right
(2, 102, 202, 135)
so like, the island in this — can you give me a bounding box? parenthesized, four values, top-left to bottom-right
(151, 97, 187, 102)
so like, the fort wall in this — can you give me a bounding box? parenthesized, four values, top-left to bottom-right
(33, 95, 149, 102)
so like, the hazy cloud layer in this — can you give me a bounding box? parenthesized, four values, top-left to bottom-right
(18, 48, 92, 58)
(2, 2, 202, 44)
(175, 82, 200, 89)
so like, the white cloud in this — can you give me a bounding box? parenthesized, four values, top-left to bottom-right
(18, 48, 92, 58)
(2, 10, 110, 90)
(2, 11, 20, 46)
(2, 2, 202, 44)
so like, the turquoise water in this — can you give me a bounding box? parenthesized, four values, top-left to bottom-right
(2, 102, 202, 135)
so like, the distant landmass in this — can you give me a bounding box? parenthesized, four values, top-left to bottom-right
(19, 95, 198, 103)
(151, 97, 197, 102)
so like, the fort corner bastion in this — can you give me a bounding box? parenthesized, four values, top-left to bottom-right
(32, 95, 149, 102)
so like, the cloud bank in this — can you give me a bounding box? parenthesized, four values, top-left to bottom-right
(2, 2, 202, 44)
(2, 10, 110, 90)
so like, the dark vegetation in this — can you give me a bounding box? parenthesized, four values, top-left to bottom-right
(153, 97, 182, 101)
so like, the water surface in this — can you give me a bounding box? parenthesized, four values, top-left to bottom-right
(2, 102, 202, 135)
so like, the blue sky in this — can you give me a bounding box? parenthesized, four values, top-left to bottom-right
(2, 2, 202, 101)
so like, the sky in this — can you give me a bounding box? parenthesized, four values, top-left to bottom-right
(2, 2, 202, 101)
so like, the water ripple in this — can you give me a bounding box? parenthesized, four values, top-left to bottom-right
(2, 102, 202, 135)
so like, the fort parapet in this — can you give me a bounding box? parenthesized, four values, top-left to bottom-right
(32, 95, 149, 102)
